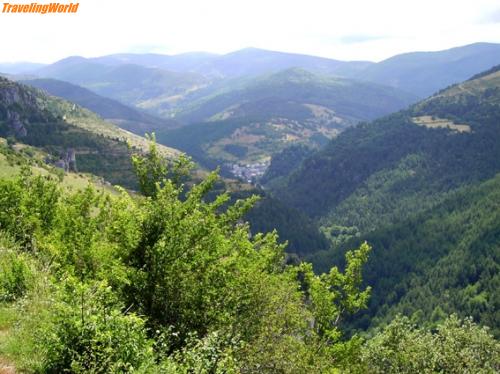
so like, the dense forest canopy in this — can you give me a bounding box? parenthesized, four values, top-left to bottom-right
(261, 66, 500, 342)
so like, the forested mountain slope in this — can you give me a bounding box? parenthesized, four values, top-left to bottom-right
(311, 172, 500, 336)
(275, 65, 500, 336)
(280, 65, 500, 224)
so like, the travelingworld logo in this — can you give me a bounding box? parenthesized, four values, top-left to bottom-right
(2, 2, 79, 14)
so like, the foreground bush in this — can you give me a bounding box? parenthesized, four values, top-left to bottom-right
(42, 277, 156, 374)
(0, 235, 33, 302)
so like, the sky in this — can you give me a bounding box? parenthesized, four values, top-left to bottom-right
(1, 0, 500, 63)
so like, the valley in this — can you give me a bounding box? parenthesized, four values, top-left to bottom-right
(0, 41, 499, 372)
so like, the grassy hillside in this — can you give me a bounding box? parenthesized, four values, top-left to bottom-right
(0, 137, 117, 193)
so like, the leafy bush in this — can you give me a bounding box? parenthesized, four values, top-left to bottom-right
(0, 234, 33, 302)
(0, 139, 374, 372)
(0, 250, 33, 302)
(41, 277, 156, 374)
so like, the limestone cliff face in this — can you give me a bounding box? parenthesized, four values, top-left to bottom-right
(6, 110, 27, 137)
(0, 77, 42, 137)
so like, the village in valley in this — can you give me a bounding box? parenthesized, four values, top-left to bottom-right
(228, 161, 269, 183)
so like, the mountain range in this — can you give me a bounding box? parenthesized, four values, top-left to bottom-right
(154, 68, 417, 168)
(6, 42, 497, 97)
(1, 42, 496, 172)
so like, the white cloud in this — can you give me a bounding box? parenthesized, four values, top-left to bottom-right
(0, 0, 499, 63)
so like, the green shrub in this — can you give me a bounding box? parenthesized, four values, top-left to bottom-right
(42, 277, 156, 373)
(0, 239, 33, 301)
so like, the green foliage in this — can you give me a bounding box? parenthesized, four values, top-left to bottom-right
(131, 134, 192, 197)
(300, 243, 371, 342)
(0, 235, 33, 302)
(349, 315, 500, 373)
(172, 331, 240, 373)
(42, 277, 155, 374)
(0, 168, 60, 248)
(242, 192, 330, 256)
(0, 139, 376, 372)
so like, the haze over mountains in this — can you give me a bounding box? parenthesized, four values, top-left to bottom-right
(3, 42, 496, 175)
(8, 42, 498, 96)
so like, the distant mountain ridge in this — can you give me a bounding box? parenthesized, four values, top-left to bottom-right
(353, 42, 500, 97)
(20, 78, 178, 134)
(175, 67, 416, 124)
(21, 42, 500, 97)
(33, 58, 210, 117)
(5, 43, 500, 171)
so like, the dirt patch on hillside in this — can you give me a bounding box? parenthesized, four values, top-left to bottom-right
(412, 115, 471, 133)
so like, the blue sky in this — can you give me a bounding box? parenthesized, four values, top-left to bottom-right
(1, 0, 499, 63)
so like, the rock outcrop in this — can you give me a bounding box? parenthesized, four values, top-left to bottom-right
(0, 77, 40, 137)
